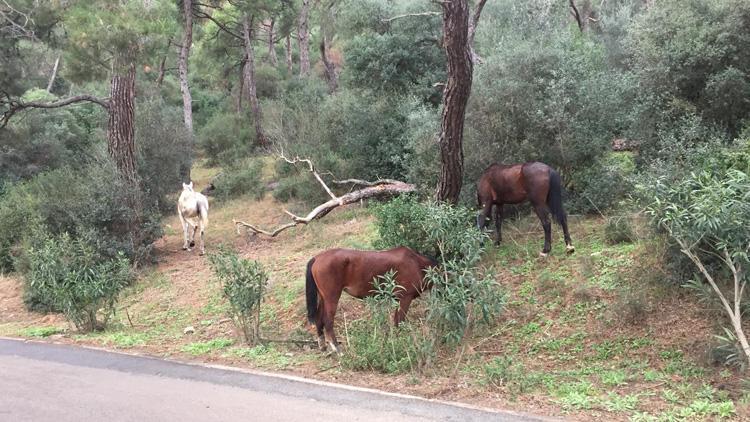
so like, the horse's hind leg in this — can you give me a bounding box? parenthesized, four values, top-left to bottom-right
(322, 294, 342, 355)
(533, 203, 552, 256)
(198, 224, 205, 255)
(562, 217, 574, 253)
(315, 298, 326, 351)
(190, 225, 197, 249)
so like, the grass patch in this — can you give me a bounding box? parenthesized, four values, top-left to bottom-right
(18, 326, 62, 337)
(229, 344, 293, 369)
(181, 338, 235, 355)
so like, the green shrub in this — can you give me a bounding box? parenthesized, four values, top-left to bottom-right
(604, 215, 637, 245)
(374, 198, 505, 348)
(24, 232, 132, 331)
(373, 196, 485, 264)
(0, 150, 164, 272)
(198, 112, 254, 166)
(342, 270, 430, 373)
(646, 154, 750, 368)
(423, 260, 505, 346)
(136, 96, 191, 212)
(212, 159, 266, 201)
(208, 249, 269, 344)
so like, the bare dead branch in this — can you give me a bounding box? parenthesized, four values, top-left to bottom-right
(194, 10, 243, 40)
(382, 11, 440, 23)
(1, 94, 109, 129)
(234, 155, 416, 237)
(278, 151, 338, 200)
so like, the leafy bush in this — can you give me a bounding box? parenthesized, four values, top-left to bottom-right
(208, 249, 269, 344)
(646, 153, 750, 368)
(374, 196, 484, 263)
(0, 153, 161, 272)
(136, 96, 191, 212)
(374, 197, 505, 348)
(604, 215, 637, 245)
(342, 270, 429, 373)
(0, 88, 102, 184)
(198, 112, 254, 166)
(24, 232, 132, 331)
(568, 152, 636, 214)
(212, 158, 266, 201)
(423, 260, 504, 346)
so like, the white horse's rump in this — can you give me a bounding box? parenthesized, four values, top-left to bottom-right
(177, 182, 209, 255)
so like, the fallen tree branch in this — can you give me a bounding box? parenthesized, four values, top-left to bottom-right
(1, 93, 109, 128)
(382, 11, 440, 22)
(234, 155, 416, 237)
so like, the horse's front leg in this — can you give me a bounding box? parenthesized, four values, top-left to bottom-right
(179, 213, 190, 250)
(393, 295, 415, 326)
(494, 204, 504, 245)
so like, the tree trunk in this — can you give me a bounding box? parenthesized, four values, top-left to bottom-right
(179, 0, 194, 182)
(267, 19, 278, 66)
(236, 61, 244, 114)
(286, 33, 293, 74)
(156, 53, 167, 86)
(46, 54, 60, 93)
(436, 0, 473, 204)
(320, 35, 337, 92)
(107, 63, 138, 184)
(298, 0, 311, 77)
(467, 0, 488, 64)
(242, 15, 267, 147)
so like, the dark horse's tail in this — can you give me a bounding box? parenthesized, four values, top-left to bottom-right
(305, 257, 318, 325)
(548, 168, 568, 228)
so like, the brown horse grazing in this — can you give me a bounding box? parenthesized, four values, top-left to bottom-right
(477, 162, 574, 256)
(305, 247, 438, 354)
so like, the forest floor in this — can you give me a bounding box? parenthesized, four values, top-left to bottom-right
(1, 161, 749, 421)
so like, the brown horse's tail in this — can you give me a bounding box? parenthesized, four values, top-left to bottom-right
(548, 168, 568, 228)
(305, 257, 318, 325)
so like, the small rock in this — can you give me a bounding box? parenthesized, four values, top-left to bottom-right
(183, 326, 195, 335)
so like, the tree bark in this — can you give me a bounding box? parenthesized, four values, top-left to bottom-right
(436, 0, 473, 204)
(267, 19, 278, 66)
(179, 0, 194, 182)
(242, 15, 267, 147)
(46, 54, 60, 93)
(320, 35, 337, 92)
(297, 0, 311, 77)
(107, 63, 138, 184)
(285, 33, 293, 74)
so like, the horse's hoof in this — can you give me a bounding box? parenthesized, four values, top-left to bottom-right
(566, 245, 576, 254)
(329, 342, 342, 356)
(539, 252, 549, 258)
(182, 246, 188, 251)
(199, 251, 205, 256)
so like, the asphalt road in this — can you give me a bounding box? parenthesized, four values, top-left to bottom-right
(0, 338, 549, 422)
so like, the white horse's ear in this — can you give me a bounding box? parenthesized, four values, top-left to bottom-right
(188, 181, 193, 189)
(182, 182, 189, 190)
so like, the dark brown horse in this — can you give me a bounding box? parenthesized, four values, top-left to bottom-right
(305, 247, 438, 354)
(477, 162, 574, 256)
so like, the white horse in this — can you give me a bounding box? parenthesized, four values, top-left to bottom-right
(177, 182, 209, 255)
